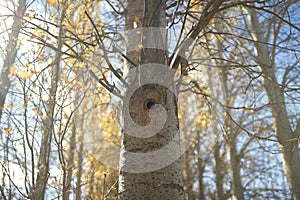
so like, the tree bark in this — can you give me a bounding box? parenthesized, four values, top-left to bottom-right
(247, 8, 300, 200)
(118, 0, 184, 199)
(0, 0, 26, 121)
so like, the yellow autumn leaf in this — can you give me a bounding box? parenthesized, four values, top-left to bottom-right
(18, 70, 32, 80)
(88, 46, 95, 51)
(20, 103, 27, 109)
(8, 66, 18, 78)
(30, 69, 36, 74)
(103, 171, 109, 176)
(32, 107, 40, 115)
(39, 54, 45, 61)
(25, 12, 33, 20)
(78, 62, 85, 68)
(46, 0, 58, 7)
(25, 63, 29, 69)
(4, 127, 12, 133)
(6, 103, 11, 109)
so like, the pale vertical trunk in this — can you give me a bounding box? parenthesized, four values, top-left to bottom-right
(247, 8, 300, 200)
(196, 131, 205, 200)
(206, 60, 228, 200)
(63, 93, 81, 200)
(63, 121, 76, 200)
(222, 65, 244, 200)
(214, 18, 245, 199)
(222, 64, 244, 200)
(75, 129, 84, 200)
(118, 0, 183, 199)
(0, 0, 26, 121)
(31, 7, 66, 200)
(227, 138, 244, 200)
(183, 147, 193, 200)
(213, 140, 225, 200)
(75, 81, 85, 200)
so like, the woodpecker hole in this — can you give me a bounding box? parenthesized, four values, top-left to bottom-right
(144, 99, 156, 110)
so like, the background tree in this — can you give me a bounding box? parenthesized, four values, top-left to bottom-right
(245, 5, 300, 199)
(0, 0, 26, 121)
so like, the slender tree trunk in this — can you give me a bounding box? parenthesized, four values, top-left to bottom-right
(213, 18, 245, 199)
(63, 92, 82, 200)
(0, 0, 26, 121)
(227, 138, 244, 200)
(183, 147, 193, 200)
(31, 7, 66, 200)
(222, 66, 244, 200)
(213, 140, 225, 200)
(247, 8, 300, 200)
(75, 130, 84, 200)
(63, 120, 77, 200)
(222, 69, 244, 200)
(196, 130, 205, 200)
(118, 0, 183, 199)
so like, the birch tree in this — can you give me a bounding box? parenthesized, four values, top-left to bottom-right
(118, 0, 229, 199)
(118, 0, 184, 198)
(245, 3, 300, 199)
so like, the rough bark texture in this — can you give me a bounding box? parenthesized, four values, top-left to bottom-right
(247, 8, 300, 200)
(0, 0, 26, 121)
(118, 0, 184, 199)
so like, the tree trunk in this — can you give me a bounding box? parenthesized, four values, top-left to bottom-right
(227, 139, 244, 200)
(196, 130, 205, 200)
(213, 140, 225, 200)
(63, 120, 77, 200)
(222, 64, 244, 200)
(247, 8, 300, 200)
(213, 18, 245, 199)
(118, 0, 184, 199)
(31, 7, 66, 200)
(183, 147, 193, 200)
(75, 132, 84, 200)
(223, 69, 244, 200)
(0, 0, 26, 121)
